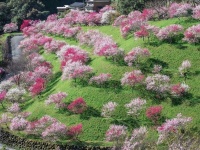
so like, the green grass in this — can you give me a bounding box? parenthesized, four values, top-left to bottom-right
(0, 18, 200, 146)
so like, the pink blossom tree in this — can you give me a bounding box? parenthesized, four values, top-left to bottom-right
(156, 24, 183, 42)
(192, 5, 200, 20)
(121, 70, 144, 89)
(42, 122, 67, 141)
(125, 98, 146, 117)
(3, 23, 18, 33)
(10, 117, 28, 131)
(101, 101, 118, 118)
(45, 92, 67, 109)
(145, 74, 170, 98)
(61, 61, 93, 81)
(157, 113, 192, 145)
(124, 47, 150, 67)
(89, 73, 112, 86)
(106, 125, 127, 147)
(183, 24, 200, 44)
(122, 127, 147, 150)
(170, 83, 190, 97)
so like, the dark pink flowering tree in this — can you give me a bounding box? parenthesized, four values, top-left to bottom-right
(67, 123, 83, 140)
(146, 105, 163, 125)
(29, 78, 45, 96)
(67, 97, 87, 114)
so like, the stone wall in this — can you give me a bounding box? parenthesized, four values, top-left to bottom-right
(0, 128, 111, 150)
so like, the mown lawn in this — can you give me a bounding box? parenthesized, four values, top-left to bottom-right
(1, 18, 200, 146)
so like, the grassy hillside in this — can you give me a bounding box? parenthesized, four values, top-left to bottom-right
(1, 17, 200, 146)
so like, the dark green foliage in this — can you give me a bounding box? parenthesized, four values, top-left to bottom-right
(7, 0, 49, 27)
(116, 0, 145, 15)
(0, 2, 10, 33)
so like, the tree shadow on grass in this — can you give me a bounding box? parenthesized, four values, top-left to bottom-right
(80, 106, 101, 120)
(22, 100, 35, 110)
(111, 118, 140, 129)
(42, 71, 62, 96)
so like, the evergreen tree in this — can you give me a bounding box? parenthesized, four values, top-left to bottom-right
(7, 0, 49, 26)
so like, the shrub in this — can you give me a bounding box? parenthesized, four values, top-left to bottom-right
(6, 87, 26, 103)
(0, 91, 6, 108)
(146, 106, 162, 124)
(67, 98, 87, 114)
